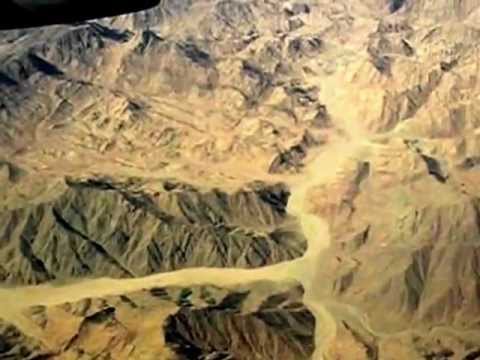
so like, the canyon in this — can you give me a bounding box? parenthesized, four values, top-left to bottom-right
(1, 0, 480, 359)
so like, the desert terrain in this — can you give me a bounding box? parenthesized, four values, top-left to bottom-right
(1, 0, 480, 359)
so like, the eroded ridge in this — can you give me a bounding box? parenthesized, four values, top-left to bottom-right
(3, 0, 480, 358)
(0, 130, 371, 359)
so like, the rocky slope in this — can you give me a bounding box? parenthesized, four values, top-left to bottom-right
(1, 0, 480, 358)
(0, 282, 315, 360)
(305, 137, 480, 332)
(0, 177, 304, 285)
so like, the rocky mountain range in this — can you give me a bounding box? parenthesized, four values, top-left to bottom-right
(1, 0, 480, 359)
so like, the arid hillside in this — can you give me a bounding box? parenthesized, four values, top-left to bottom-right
(1, 0, 480, 359)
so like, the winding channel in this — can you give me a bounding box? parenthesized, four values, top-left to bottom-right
(0, 135, 373, 359)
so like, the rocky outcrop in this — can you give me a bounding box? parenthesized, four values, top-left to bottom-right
(327, 319, 480, 360)
(314, 139, 480, 331)
(0, 178, 305, 285)
(7, 283, 315, 359)
(164, 286, 315, 360)
(269, 131, 322, 174)
(0, 321, 50, 359)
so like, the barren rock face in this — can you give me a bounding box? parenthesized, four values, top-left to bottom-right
(0, 282, 315, 360)
(0, 178, 305, 285)
(164, 285, 315, 360)
(1, 0, 480, 358)
(0, 321, 51, 359)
